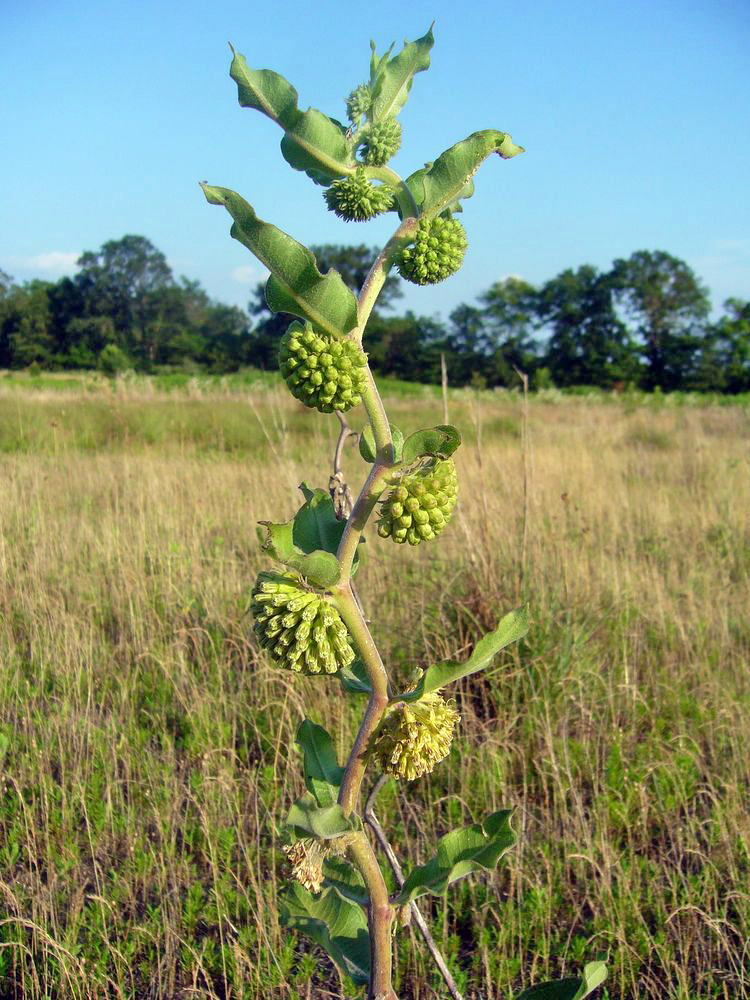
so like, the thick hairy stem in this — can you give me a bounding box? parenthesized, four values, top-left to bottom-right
(349, 833, 397, 1000)
(354, 217, 418, 344)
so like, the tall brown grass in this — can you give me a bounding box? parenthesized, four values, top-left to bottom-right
(0, 383, 747, 999)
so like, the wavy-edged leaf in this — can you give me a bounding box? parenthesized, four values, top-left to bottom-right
(358, 423, 404, 463)
(280, 883, 370, 985)
(296, 720, 344, 808)
(515, 962, 608, 1000)
(338, 657, 373, 696)
(398, 607, 528, 702)
(396, 810, 515, 904)
(230, 49, 354, 184)
(286, 791, 355, 840)
(405, 130, 524, 219)
(401, 424, 462, 465)
(369, 26, 434, 121)
(261, 517, 340, 588)
(200, 185, 358, 337)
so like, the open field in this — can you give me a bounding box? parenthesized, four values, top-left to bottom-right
(0, 377, 748, 999)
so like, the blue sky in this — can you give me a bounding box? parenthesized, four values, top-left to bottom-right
(2, 0, 749, 321)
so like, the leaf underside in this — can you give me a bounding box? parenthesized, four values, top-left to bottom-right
(280, 883, 370, 985)
(515, 961, 608, 1000)
(296, 720, 344, 808)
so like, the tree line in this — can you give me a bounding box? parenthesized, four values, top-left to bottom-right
(1, 235, 748, 392)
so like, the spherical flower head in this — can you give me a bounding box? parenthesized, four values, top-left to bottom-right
(369, 693, 460, 781)
(361, 117, 402, 166)
(377, 457, 458, 546)
(345, 84, 372, 125)
(324, 168, 394, 222)
(283, 839, 328, 894)
(398, 216, 468, 286)
(278, 321, 368, 414)
(251, 571, 355, 675)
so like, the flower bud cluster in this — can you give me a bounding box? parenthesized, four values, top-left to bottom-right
(283, 839, 327, 893)
(278, 322, 367, 413)
(398, 216, 468, 285)
(369, 693, 460, 781)
(377, 457, 458, 545)
(324, 168, 394, 222)
(360, 117, 402, 166)
(251, 571, 355, 674)
(345, 84, 371, 125)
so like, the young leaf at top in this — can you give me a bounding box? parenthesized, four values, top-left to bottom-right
(280, 883, 371, 985)
(400, 424, 462, 465)
(286, 791, 356, 840)
(396, 809, 515, 904)
(368, 26, 434, 122)
(296, 720, 344, 808)
(405, 129, 524, 219)
(229, 48, 355, 185)
(515, 962, 608, 1000)
(397, 607, 529, 702)
(200, 185, 358, 337)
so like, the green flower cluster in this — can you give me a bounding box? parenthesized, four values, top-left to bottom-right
(369, 694, 460, 781)
(377, 457, 458, 545)
(324, 168, 394, 222)
(251, 571, 355, 674)
(398, 216, 468, 285)
(345, 83, 371, 124)
(278, 322, 368, 413)
(360, 117, 402, 166)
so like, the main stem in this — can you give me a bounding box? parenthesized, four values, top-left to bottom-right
(330, 210, 418, 1000)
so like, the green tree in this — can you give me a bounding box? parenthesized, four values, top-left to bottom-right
(609, 250, 710, 389)
(695, 298, 750, 393)
(7, 280, 57, 367)
(76, 235, 174, 362)
(538, 266, 637, 387)
(479, 276, 539, 385)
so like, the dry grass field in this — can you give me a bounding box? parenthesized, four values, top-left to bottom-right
(0, 376, 748, 999)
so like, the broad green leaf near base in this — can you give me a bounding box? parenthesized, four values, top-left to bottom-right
(280, 883, 370, 985)
(230, 48, 354, 184)
(323, 857, 369, 906)
(396, 809, 515, 904)
(200, 185, 358, 337)
(368, 26, 434, 122)
(405, 130, 525, 219)
(296, 720, 344, 808)
(397, 607, 529, 702)
(515, 962, 608, 1000)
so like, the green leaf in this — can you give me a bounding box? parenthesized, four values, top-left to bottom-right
(399, 607, 528, 702)
(0, 731, 8, 766)
(229, 49, 354, 184)
(323, 857, 369, 906)
(338, 657, 373, 696)
(280, 883, 370, 985)
(401, 424, 462, 465)
(396, 809, 515, 904)
(515, 962, 608, 1000)
(286, 791, 355, 840)
(200, 185, 358, 337)
(358, 423, 404, 463)
(261, 517, 340, 588)
(369, 26, 434, 121)
(296, 720, 344, 808)
(405, 130, 524, 219)
(260, 483, 362, 588)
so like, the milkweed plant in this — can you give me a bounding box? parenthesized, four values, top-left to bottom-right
(202, 25, 607, 1000)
